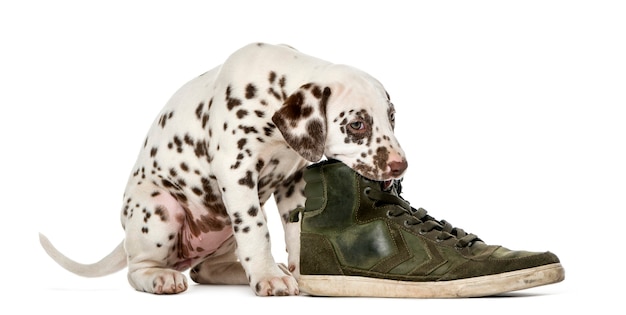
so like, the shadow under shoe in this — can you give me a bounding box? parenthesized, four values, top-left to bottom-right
(292, 159, 565, 298)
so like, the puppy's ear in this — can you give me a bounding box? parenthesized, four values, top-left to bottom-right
(272, 84, 331, 162)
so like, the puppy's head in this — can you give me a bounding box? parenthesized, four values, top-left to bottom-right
(272, 65, 407, 186)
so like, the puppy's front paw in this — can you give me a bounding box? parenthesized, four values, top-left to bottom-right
(251, 264, 299, 296)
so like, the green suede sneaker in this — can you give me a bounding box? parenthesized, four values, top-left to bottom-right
(292, 159, 564, 298)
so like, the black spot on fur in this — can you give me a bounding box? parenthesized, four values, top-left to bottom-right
(180, 162, 189, 172)
(237, 138, 247, 150)
(195, 102, 204, 119)
(311, 85, 323, 98)
(226, 85, 242, 110)
(245, 84, 257, 99)
(202, 114, 210, 129)
(237, 109, 248, 118)
(248, 206, 259, 217)
(158, 111, 174, 128)
(154, 205, 168, 221)
(173, 136, 183, 152)
(162, 179, 175, 188)
(194, 140, 207, 158)
(256, 159, 265, 172)
(233, 212, 243, 225)
(263, 122, 275, 137)
(238, 125, 258, 134)
(238, 171, 255, 189)
(192, 186, 203, 196)
(268, 87, 282, 101)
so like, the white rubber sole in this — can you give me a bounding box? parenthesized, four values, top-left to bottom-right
(298, 263, 565, 298)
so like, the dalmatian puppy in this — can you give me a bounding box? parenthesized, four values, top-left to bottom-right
(39, 43, 408, 296)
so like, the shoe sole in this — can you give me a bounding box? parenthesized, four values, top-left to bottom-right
(298, 263, 565, 298)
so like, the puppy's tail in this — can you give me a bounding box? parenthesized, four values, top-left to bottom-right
(39, 233, 127, 277)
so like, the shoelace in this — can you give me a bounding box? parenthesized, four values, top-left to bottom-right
(365, 180, 482, 248)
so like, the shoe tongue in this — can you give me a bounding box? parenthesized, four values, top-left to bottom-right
(380, 180, 393, 191)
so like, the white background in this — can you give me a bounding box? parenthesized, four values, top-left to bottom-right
(1, 0, 624, 313)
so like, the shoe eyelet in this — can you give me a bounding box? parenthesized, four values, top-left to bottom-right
(387, 210, 394, 218)
(403, 220, 410, 227)
(435, 238, 442, 243)
(363, 187, 371, 195)
(418, 229, 426, 235)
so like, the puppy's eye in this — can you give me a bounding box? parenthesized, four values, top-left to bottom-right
(349, 121, 365, 131)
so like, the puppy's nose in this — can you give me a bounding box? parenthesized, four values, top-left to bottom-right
(389, 159, 408, 177)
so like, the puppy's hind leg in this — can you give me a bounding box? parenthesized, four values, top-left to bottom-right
(122, 185, 189, 294)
